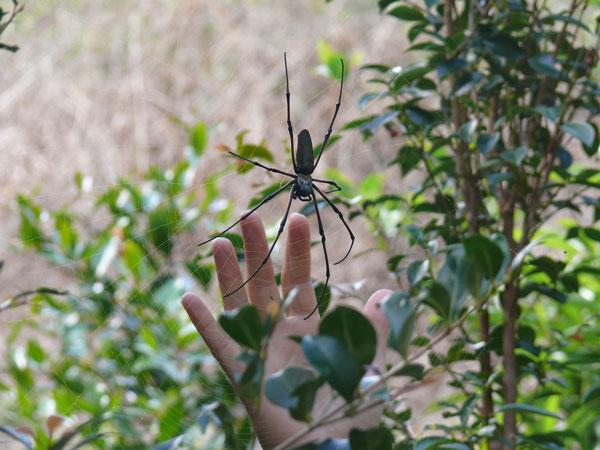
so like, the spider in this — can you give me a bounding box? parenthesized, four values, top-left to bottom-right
(199, 53, 354, 319)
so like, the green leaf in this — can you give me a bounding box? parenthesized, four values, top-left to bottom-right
(382, 292, 416, 357)
(497, 403, 561, 419)
(235, 350, 264, 401)
(535, 105, 561, 123)
(314, 283, 331, 317)
(184, 262, 212, 288)
(148, 207, 179, 256)
(359, 111, 399, 135)
(265, 366, 316, 410)
(500, 146, 528, 165)
(316, 39, 347, 80)
(218, 305, 264, 351)
(458, 120, 477, 143)
(237, 144, 274, 163)
(463, 234, 503, 278)
(528, 53, 561, 77)
(405, 106, 436, 127)
(301, 335, 360, 402)
(319, 306, 377, 372)
(452, 72, 483, 96)
(477, 133, 500, 156)
(26, 339, 45, 363)
(358, 173, 384, 200)
(420, 280, 451, 321)
(394, 145, 422, 176)
(388, 5, 426, 21)
(189, 121, 208, 157)
(393, 62, 432, 90)
(583, 227, 600, 242)
(349, 427, 394, 450)
(158, 398, 185, 441)
(393, 363, 425, 380)
(248, 181, 290, 208)
(408, 260, 429, 285)
(483, 34, 523, 58)
(582, 382, 600, 403)
(561, 122, 595, 148)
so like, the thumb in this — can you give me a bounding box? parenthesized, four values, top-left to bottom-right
(362, 289, 392, 372)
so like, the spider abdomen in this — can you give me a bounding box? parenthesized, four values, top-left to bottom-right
(296, 129, 314, 175)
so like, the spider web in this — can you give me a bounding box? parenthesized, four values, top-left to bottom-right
(0, 1, 458, 447)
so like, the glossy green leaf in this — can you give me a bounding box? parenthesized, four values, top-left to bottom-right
(393, 363, 425, 380)
(477, 133, 500, 156)
(382, 292, 416, 357)
(388, 5, 425, 21)
(393, 62, 432, 89)
(148, 207, 179, 256)
(316, 39, 346, 80)
(408, 260, 429, 285)
(394, 145, 422, 175)
(189, 121, 208, 157)
(405, 106, 436, 127)
(349, 427, 394, 450)
(458, 120, 477, 143)
(498, 403, 561, 419)
(561, 122, 595, 148)
(535, 105, 561, 123)
(500, 146, 528, 165)
(315, 283, 332, 317)
(218, 305, 264, 351)
(158, 398, 185, 441)
(265, 366, 320, 422)
(528, 53, 561, 77)
(237, 144, 274, 163)
(452, 72, 483, 96)
(359, 111, 399, 135)
(26, 339, 45, 363)
(248, 181, 290, 208)
(319, 306, 377, 371)
(301, 335, 360, 402)
(582, 382, 600, 403)
(463, 234, 503, 278)
(483, 34, 522, 58)
(420, 280, 451, 321)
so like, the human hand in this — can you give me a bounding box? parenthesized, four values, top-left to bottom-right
(182, 211, 391, 449)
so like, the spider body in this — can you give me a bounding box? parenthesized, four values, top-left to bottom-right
(199, 53, 354, 318)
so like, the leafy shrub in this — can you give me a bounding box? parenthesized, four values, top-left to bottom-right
(3, 0, 600, 448)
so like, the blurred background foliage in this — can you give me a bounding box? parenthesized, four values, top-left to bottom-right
(1, 0, 600, 448)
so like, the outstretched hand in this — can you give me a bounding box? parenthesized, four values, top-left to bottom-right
(182, 212, 391, 449)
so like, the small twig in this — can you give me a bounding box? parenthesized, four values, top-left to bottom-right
(0, 288, 70, 313)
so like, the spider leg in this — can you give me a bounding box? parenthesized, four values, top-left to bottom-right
(223, 187, 295, 299)
(312, 178, 341, 192)
(228, 151, 295, 178)
(304, 192, 331, 320)
(198, 180, 294, 246)
(313, 58, 344, 170)
(284, 53, 296, 171)
(312, 184, 354, 265)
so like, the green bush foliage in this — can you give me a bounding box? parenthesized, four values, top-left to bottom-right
(3, 0, 600, 448)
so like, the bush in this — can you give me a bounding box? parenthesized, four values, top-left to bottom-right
(3, 0, 600, 448)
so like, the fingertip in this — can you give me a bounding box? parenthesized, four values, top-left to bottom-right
(289, 212, 309, 228)
(213, 237, 234, 255)
(181, 291, 200, 310)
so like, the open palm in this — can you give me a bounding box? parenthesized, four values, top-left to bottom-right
(183, 212, 391, 449)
